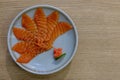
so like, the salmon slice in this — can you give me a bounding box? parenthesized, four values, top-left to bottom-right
(12, 41, 28, 54)
(34, 8, 47, 31)
(46, 11, 59, 40)
(16, 45, 40, 63)
(49, 22, 72, 45)
(16, 46, 50, 63)
(13, 27, 35, 41)
(22, 14, 37, 32)
(17, 53, 37, 63)
(12, 41, 37, 54)
(34, 8, 48, 42)
(47, 11, 59, 22)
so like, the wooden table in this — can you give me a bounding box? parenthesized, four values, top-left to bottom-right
(1, 0, 120, 80)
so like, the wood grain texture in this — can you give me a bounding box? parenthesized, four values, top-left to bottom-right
(1, 0, 120, 80)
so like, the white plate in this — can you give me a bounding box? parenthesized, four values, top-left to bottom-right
(7, 5, 78, 75)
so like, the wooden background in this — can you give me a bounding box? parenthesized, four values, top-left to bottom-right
(1, 0, 120, 80)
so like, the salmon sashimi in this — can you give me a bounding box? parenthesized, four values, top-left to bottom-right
(12, 41, 38, 54)
(16, 44, 42, 63)
(12, 8, 73, 63)
(17, 53, 37, 63)
(12, 41, 29, 54)
(34, 8, 47, 30)
(46, 11, 59, 40)
(13, 27, 35, 41)
(34, 8, 47, 36)
(16, 45, 52, 63)
(49, 22, 72, 45)
(22, 14, 37, 32)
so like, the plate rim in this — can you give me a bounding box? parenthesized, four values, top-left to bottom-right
(7, 4, 78, 75)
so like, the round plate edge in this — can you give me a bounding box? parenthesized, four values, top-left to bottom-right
(7, 4, 78, 75)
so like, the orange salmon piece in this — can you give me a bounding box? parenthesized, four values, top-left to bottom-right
(12, 41, 37, 54)
(34, 8, 47, 31)
(22, 14, 37, 32)
(17, 53, 37, 63)
(16, 46, 40, 63)
(46, 11, 59, 40)
(16, 47, 49, 63)
(49, 22, 72, 45)
(34, 8, 48, 42)
(12, 41, 28, 54)
(13, 27, 35, 41)
(47, 11, 59, 22)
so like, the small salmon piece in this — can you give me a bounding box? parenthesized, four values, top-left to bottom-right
(46, 11, 59, 41)
(49, 22, 72, 45)
(55, 22, 72, 36)
(12, 41, 39, 54)
(16, 46, 50, 63)
(54, 48, 62, 58)
(12, 41, 28, 54)
(34, 8, 47, 31)
(13, 27, 35, 41)
(47, 11, 59, 22)
(17, 53, 37, 63)
(16, 46, 41, 63)
(22, 14, 37, 32)
(34, 8, 48, 42)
